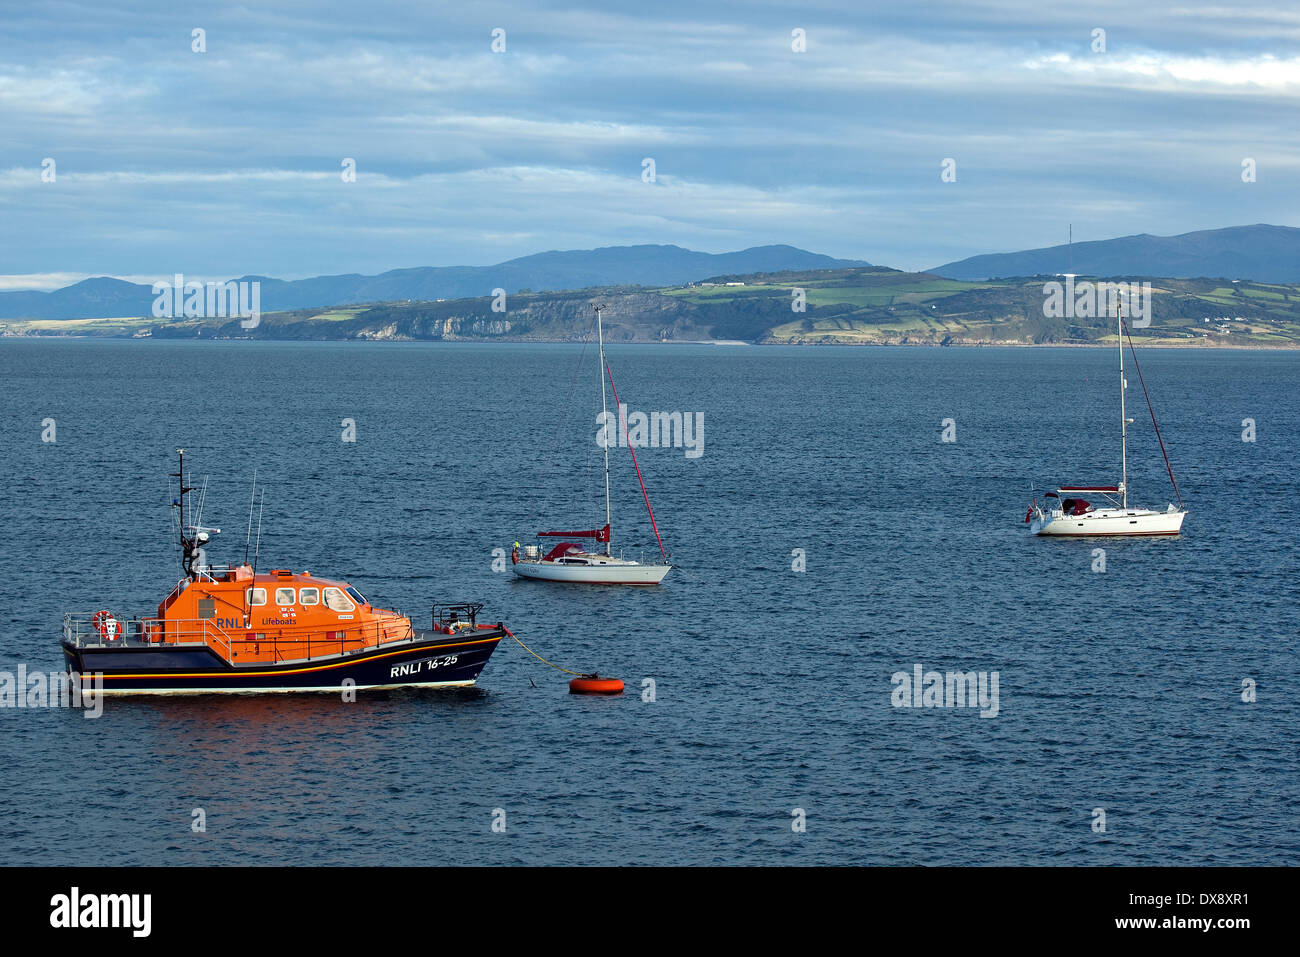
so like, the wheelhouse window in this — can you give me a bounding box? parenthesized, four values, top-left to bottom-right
(299, 587, 320, 606)
(345, 586, 367, 606)
(274, 587, 296, 606)
(323, 587, 355, 612)
(246, 587, 267, 606)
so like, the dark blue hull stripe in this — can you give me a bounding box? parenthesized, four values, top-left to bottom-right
(61, 631, 502, 693)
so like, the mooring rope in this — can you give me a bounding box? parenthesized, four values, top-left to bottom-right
(502, 626, 593, 678)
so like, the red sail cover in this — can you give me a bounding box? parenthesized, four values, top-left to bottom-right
(538, 524, 610, 542)
(543, 543, 582, 562)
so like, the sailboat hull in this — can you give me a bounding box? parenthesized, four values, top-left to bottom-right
(513, 559, 670, 585)
(1033, 507, 1187, 537)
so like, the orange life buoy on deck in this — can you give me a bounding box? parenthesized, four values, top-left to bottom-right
(92, 610, 122, 642)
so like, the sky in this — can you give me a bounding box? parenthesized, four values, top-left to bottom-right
(2, 0, 1299, 289)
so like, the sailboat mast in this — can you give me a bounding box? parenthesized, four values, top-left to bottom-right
(1118, 300, 1128, 508)
(596, 303, 612, 556)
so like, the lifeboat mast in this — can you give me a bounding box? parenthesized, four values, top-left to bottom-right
(170, 448, 220, 581)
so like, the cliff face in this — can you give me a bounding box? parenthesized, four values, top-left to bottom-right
(354, 316, 512, 340)
(194, 288, 718, 342)
(406, 289, 704, 341)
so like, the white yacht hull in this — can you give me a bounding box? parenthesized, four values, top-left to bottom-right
(513, 557, 671, 585)
(1032, 506, 1186, 537)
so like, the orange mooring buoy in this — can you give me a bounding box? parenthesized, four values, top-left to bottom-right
(569, 675, 624, 695)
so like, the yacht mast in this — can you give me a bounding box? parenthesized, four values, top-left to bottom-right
(596, 304, 612, 556)
(1118, 299, 1128, 508)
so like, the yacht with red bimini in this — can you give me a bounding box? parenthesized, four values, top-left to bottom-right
(60, 451, 506, 694)
(511, 304, 673, 585)
(1027, 304, 1188, 537)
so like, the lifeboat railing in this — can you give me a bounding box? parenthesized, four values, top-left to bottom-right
(432, 602, 483, 628)
(62, 611, 485, 664)
(62, 613, 236, 658)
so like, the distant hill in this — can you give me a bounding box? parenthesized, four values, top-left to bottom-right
(0, 277, 153, 321)
(930, 224, 1300, 283)
(0, 244, 869, 320)
(12, 265, 1299, 347)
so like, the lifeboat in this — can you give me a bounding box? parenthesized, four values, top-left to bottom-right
(60, 451, 506, 695)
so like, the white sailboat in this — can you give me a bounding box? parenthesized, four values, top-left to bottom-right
(1028, 302, 1188, 537)
(512, 305, 673, 584)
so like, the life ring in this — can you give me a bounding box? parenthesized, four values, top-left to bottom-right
(569, 675, 624, 695)
(92, 610, 122, 642)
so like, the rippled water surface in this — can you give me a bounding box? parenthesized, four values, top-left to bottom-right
(1, 339, 1296, 865)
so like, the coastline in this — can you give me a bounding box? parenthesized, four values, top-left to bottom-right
(2, 330, 1296, 349)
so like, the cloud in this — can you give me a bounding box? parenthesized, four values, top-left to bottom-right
(1023, 52, 1300, 92)
(1, 0, 1298, 276)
